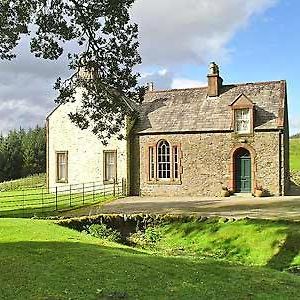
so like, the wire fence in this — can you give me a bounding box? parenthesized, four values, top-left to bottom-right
(0, 179, 126, 218)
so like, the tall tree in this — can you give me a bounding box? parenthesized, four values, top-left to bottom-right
(0, 127, 46, 182)
(0, 0, 144, 144)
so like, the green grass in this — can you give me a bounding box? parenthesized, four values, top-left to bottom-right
(290, 138, 300, 171)
(0, 218, 300, 299)
(0, 184, 118, 218)
(0, 173, 46, 192)
(151, 218, 300, 271)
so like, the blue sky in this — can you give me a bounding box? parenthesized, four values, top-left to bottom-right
(218, 0, 299, 134)
(0, 0, 299, 134)
(133, 0, 299, 135)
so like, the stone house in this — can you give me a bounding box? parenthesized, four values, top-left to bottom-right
(47, 63, 290, 196)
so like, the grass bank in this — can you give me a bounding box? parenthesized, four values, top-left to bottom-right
(0, 173, 46, 191)
(1, 218, 300, 299)
(58, 215, 300, 272)
(290, 138, 300, 171)
(151, 218, 300, 271)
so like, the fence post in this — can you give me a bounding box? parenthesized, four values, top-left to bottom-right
(113, 178, 116, 197)
(103, 183, 106, 199)
(82, 183, 85, 205)
(122, 178, 126, 196)
(41, 188, 44, 214)
(22, 189, 25, 218)
(69, 185, 72, 207)
(55, 186, 58, 211)
(92, 182, 95, 202)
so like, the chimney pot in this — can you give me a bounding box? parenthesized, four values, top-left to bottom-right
(207, 62, 222, 97)
(147, 82, 154, 92)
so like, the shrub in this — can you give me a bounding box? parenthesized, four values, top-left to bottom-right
(85, 223, 121, 242)
(128, 226, 162, 247)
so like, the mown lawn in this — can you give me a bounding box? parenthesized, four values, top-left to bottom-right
(0, 218, 300, 299)
(0, 183, 118, 218)
(290, 138, 300, 171)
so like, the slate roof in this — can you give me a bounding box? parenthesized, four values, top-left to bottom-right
(133, 80, 286, 134)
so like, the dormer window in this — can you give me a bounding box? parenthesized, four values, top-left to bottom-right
(235, 108, 251, 133)
(230, 94, 255, 135)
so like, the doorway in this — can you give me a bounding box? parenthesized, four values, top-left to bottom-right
(234, 148, 251, 193)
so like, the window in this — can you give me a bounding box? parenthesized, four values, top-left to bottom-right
(157, 140, 171, 179)
(104, 151, 117, 182)
(173, 146, 179, 179)
(230, 94, 254, 135)
(235, 109, 250, 134)
(149, 147, 155, 180)
(148, 140, 181, 182)
(56, 152, 68, 183)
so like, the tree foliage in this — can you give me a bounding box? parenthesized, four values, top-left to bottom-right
(0, 0, 144, 144)
(0, 126, 46, 182)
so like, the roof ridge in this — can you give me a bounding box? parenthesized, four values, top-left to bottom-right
(146, 80, 285, 94)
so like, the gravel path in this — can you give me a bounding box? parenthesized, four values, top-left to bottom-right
(61, 195, 300, 221)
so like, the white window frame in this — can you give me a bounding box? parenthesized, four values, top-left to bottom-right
(157, 140, 171, 179)
(235, 108, 251, 134)
(104, 150, 117, 183)
(148, 140, 181, 182)
(56, 151, 68, 183)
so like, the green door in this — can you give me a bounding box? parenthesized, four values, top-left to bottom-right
(235, 150, 251, 193)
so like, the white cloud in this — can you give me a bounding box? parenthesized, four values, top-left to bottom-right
(171, 78, 206, 89)
(158, 69, 168, 76)
(139, 68, 173, 90)
(0, 0, 278, 132)
(132, 0, 277, 66)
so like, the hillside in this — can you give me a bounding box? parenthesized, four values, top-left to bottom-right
(290, 138, 300, 171)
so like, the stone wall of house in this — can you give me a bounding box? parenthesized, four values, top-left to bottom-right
(131, 131, 283, 196)
(47, 100, 127, 191)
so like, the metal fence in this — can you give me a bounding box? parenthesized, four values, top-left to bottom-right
(0, 180, 125, 218)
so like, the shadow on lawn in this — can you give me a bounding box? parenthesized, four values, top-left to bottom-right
(288, 181, 300, 196)
(1, 241, 300, 299)
(267, 228, 300, 272)
(0, 206, 58, 218)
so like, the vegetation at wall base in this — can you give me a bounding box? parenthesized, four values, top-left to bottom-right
(1, 218, 300, 299)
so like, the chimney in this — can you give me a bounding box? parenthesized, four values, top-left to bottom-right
(207, 62, 223, 97)
(147, 82, 154, 92)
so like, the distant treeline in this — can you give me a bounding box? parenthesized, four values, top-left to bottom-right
(0, 126, 45, 182)
(291, 133, 300, 139)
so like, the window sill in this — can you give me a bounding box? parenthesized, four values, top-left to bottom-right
(103, 180, 117, 185)
(147, 179, 182, 185)
(56, 180, 68, 184)
(232, 132, 254, 138)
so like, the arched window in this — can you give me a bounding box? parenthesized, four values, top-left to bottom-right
(157, 140, 171, 179)
(148, 140, 181, 182)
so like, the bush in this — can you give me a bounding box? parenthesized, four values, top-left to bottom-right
(85, 223, 121, 242)
(128, 226, 162, 247)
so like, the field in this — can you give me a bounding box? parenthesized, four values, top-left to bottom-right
(290, 138, 300, 171)
(0, 173, 46, 192)
(0, 218, 300, 299)
(0, 181, 120, 217)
